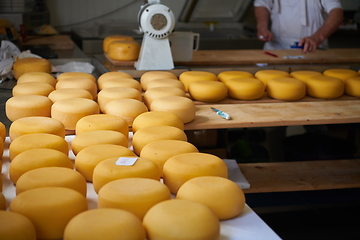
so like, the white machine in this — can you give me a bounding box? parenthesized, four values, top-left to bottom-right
(134, 0, 175, 70)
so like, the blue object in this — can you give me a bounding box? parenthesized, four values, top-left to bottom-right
(291, 41, 304, 49)
(211, 107, 231, 120)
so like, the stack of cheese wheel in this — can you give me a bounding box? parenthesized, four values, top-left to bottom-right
(98, 78, 142, 92)
(218, 70, 255, 83)
(323, 68, 359, 82)
(225, 77, 265, 100)
(305, 75, 344, 99)
(55, 77, 97, 100)
(255, 69, 290, 86)
(97, 87, 142, 112)
(12, 57, 52, 80)
(97, 71, 134, 90)
(140, 71, 178, 91)
(179, 70, 218, 92)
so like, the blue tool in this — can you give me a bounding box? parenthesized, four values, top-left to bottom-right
(211, 107, 231, 120)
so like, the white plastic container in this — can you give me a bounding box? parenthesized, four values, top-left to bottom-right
(169, 31, 200, 62)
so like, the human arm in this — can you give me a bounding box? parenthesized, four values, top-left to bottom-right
(254, 6, 273, 42)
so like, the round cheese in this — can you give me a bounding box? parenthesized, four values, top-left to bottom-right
(5, 95, 52, 121)
(0, 122, 7, 142)
(17, 72, 57, 87)
(132, 125, 187, 156)
(266, 77, 306, 101)
(255, 69, 290, 86)
(290, 70, 322, 82)
(71, 130, 128, 156)
(163, 152, 228, 194)
(218, 70, 254, 83)
(0, 210, 37, 240)
(57, 72, 96, 82)
(143, 86, 186, 108)
(306, 75, 344, 99)
(143, 199, 220, 240)
(75, 144, 136, 182)
(179, 71, 218, 92)
(107, 40, 141, 61)
(55, 78, 98, 100)
(92, 157, 160, 193)
(9, 187, 88, 240)
(51, 98, 100, 130)
(177, 176, 246, 220)
(345, 76, 360, 97)
(323, 68, 359, 82)
(97, 87, 142, 112)
(103, 35, 134, 53)
(150, 96, 196, 123)
(64, 208, 146, 240)
(12, 82, 54, 97)
(225, 77, 265, 100)
(13, 57, 51, 80)
(132, 111, 184, 133)
(97, 71, 134, 88)
(98, 78, 142, 92)
(9, 116, 65, 141)
(140, 71, 178, 91)
(146, 78, 185, 91)
(48, 88, 93, 102)
(16, 167, 87, 197)
(98, 178, 171, 220)
(188, 80, 228, 102)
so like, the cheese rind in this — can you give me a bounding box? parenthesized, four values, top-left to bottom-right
(132, 111, 184, 133)
(306, 75, 344, 99)
(290, 70, 322, 82)
(0, 210, 37, 240)
(218, 70, 254, 83)
(323, 68, 359, 82)
(107, 40, 141, 61)
(98, 78, 142, 92)
(345, 77, 360, 97)
(17, 72, 57, 87)
(225, 77, 265, 100)
(97, 71, 134, 88)
(48, 88, 93, 102)
(12, 82, 54, 97)
(97, 87, 142, 112)
(55, 78, 98, 100)
(255, 69, 290, 86)
(179, 71, 218, 92)
(188, 81, 228, 102)
(146, 78, 185, 91)
(57, 72, 96, 82)
(266, 77, 306, 101)
(103, 35, 134, 53)
(140, 71, 178, 91)
(13, 57, 51, 79)
(143, 86, 186, 108)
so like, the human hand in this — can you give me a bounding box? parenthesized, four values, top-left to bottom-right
(257, 28, 273, 42)
(298, 35, 322, 53)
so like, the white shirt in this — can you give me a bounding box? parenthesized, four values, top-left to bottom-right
(254, 0, 342, 50)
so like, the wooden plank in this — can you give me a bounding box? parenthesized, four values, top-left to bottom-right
(238, 160, 360, 193)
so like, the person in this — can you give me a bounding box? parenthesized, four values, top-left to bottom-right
(254, 0, 344, 53)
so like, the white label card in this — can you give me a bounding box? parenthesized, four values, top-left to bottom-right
(115, 157, 138, 166)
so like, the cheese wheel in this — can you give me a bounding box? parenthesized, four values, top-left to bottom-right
(75, 114, 128, 137)
(17, 72, 57, 87)
(132, 125, 187, 156)
(97, 87, 142, 112)
(12, 82, 54, 97)
(177, 176, 245, 220)
(179, 71, 218, 92)
(143, 199, 220, 240)
(132, 111, 184, 133)
(147, 78, 185, 91)
(140, 140, 198, 176)
(57, 72, 96, 82)
(218, 70, 254, 83)
(64, 208, 146, 240)
(140, 71, 177, 91)
(92, 157, 160, 193)
(306, 75, 344, 99)
(9, 132, 69, 161)
(9, 148, 73, 183)
(255, 69, 290, 85)
(0, 122, 6, 142)
(51, 98, 100, 130)
(225, 77, 265, 100)
(150, 96, 196, 123)
(16, 167, 87, 197)
(55, 78, 98, 100)
(75, 144, 136, 182)
(103, 98, 148, 127)
(9, 187, 88, 240)
(98, 78, 142, 92)
(48, 88, 93, 102)
(107, 40, 141, 61)
(143, 86, 186, 108)
(13, 57, 51, 80)
(97, 71, 134, 88)
(103, 35, 134, 53)
(188, 81, 228, 102)
(71, 130, 128, 156)
(266, 77, 306, 101)
(323, 68, 359, 82)
(98, 178, 171, 220)
(163, 152, 228, 194)
(0, 210, 37, 240)
(290, 70, 322, 82)
(345, 77, 360, 97)
(9, 116, 65, 141)
(5, 95, 52, 121)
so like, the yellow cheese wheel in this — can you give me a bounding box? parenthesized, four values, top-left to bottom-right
(92, 157, 160, 193)
(143, 86, 186, 108)
(162, 152, 228, 194)
(132, 111, 184, 133)
(306, 75, 345, 99)
(0, 193, 5, 210)
(150, 96, 196, 123)
(103, 98, 148, 127)
(188, 81, 228, 102)
(225, 77, 265, 100)
(140, 139, 198, 176)
(143, 199, 220, 240)
(266, 77, 306, 101)
(12, 82, 54, 97)
(323, 68, 359, 82)
(9, 148, 73, 183)
(98, 178, 171, 220)
(48, 88, 93, 102)
(5, 95, 52, 121)
(0, 122, 6, 142)
(140, 71, 178, 91)
(9, 132, 69, 161)
(146, 78, 185, 91)
(98, 78, 142, 92)
(290, 70, 322, 82)
(107, 40, 141, 61)
(132, 125, 187, 156)
(75, 144, 136, 182)
(13, 57, 51, 80)
(17, 72, 57, 87)
(64, 208, 146, 240)
(97, 87, 142, 112)
(16, 167, 87, 197)
(75, 114, 128, 137)
(218, 70, 254, 83)
(97, 71, 134, 88)
(71, 130, 128, 156)
(55, 78, 98, 100)
(103, 35, 134, 53)
(51, 98, 100, 130)
(9, 187, 88, 240)
(177, 176, 245, 220)
(0, 210, 37, 240)
(255, 69, 290, 85)
(179, 71, 218, 92)
(345, 77, 360, 97)
(57, 72, 96, 82)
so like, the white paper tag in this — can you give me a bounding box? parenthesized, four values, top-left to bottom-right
(115, 157, 138, 166)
